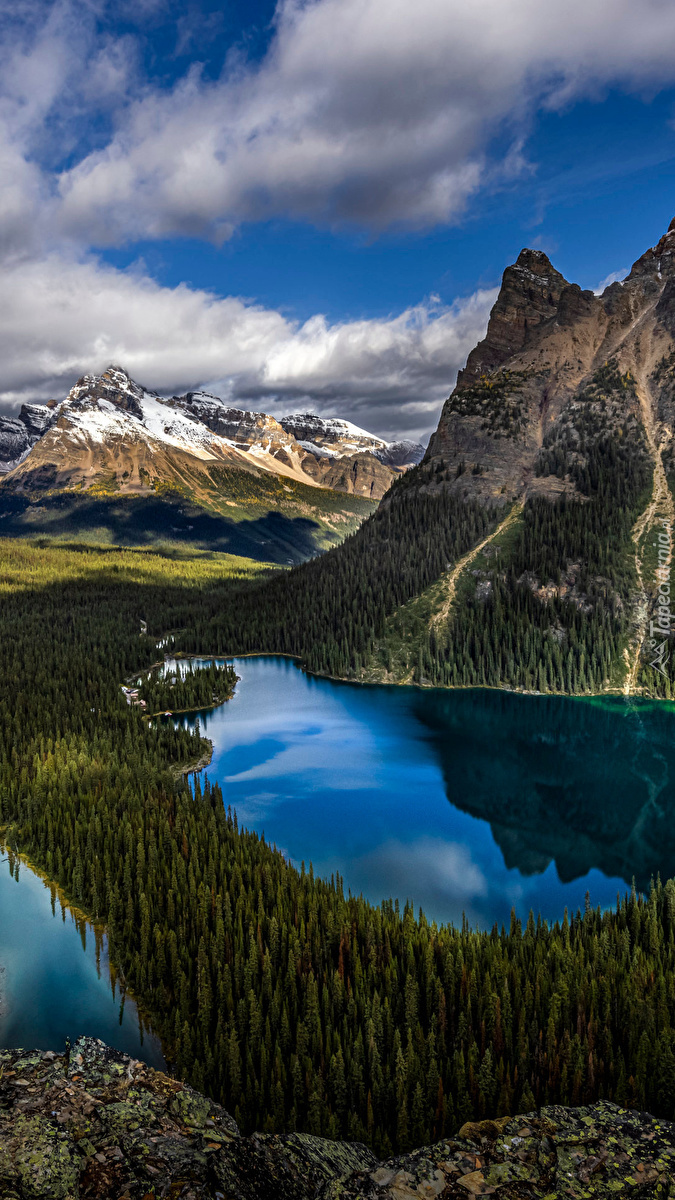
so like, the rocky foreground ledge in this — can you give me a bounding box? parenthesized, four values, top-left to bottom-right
(1, 1040, 675, 1199)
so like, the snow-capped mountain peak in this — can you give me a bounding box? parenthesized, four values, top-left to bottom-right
(0, 366, 423, 500)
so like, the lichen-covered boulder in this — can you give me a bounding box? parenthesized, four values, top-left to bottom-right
(320, 1105, 675, 1198)
(0, 1037, 238, 1198)
(0, 1038, 374, 1198)
(3, 1040, 675, 1198)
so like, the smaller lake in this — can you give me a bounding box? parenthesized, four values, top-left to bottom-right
(0, 850, 164, 1066)
(167, 656, 675, 930)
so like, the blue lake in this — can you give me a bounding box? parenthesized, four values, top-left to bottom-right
(0, 850, 165, 1066)
(169, 656, 675, 929)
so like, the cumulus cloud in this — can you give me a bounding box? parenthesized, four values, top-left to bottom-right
(51, 0, 675, 243)
(2, 0, 675, 248)
(0, 253, 496, 439)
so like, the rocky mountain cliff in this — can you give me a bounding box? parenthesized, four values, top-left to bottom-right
(278, 412, 422, 467)
(0, 402, 54, 467)
(217, 218, 675, 696)
(2, 1037, 673, 1199)
(425, 223, 675, 504)
(356, 218, 675, 695)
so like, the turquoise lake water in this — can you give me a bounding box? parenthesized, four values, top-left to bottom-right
(4, 654, 675, 1061)
(0, 851, 165, 1065)
(171, 656, 675, 929)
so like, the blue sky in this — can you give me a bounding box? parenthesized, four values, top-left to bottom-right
(1, 0, 675, 441)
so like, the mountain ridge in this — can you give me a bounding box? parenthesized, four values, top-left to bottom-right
(425, 220, 675, 506)
(0, 366, 424, 499)
(0, 366, 425, 557)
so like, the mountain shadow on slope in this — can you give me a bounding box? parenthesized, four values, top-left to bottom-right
(0, 492, 328, 563)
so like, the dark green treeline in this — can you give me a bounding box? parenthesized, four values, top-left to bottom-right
(180, 486, 497, 679)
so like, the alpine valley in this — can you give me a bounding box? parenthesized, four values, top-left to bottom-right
(0, 366, 423, 561)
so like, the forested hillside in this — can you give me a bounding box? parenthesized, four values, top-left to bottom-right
(179, 364, 665, 695)
(190, 221, 675, 701)
(387, 363, 659, 694)
(3, 540, 675, 1157)
(181, 483, 497, 678)
(6, 225, 675, 1159)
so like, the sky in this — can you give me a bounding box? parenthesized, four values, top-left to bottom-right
(2, 2, 675, 442)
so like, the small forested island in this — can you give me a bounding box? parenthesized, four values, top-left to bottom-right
(132, 659, 238, 716)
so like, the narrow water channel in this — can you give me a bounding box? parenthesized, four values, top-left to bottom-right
(0, 849, 164, 1065)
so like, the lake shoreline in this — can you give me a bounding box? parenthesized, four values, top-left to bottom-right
(0, 832, 165, 1066)
(3, 654, 674, 1071)
(164, 654, 675, 923)
(153, 648, 670, 705)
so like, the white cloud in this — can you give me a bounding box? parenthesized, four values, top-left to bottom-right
(349, 835, 488, 910)
(51, 0, 675, 243)
(1, 0, 675, 249)
(0, 1, 674, 437)
(0, 252, 495, 439)
(594, 267, 629, 294)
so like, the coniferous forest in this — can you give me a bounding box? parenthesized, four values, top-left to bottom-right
(7, 8, 675, 1189)
(181, 483, 498, 679)
(3, 514, 675, 1155)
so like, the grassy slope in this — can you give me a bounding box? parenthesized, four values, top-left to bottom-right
(0, 538, 269, 597)
(362, 506, 526, 684)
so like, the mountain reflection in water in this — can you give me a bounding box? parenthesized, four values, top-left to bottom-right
(413, 690, 674, 889)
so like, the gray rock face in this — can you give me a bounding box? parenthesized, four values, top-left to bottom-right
(0, 404, 53, 471)
(374, 439, 425, 468)
(279, 413, 370, 446)
(65, 365, 147, 420)
(279, 414, 424, 477)
(425, 216, 675, 505)
(170, 392, 295, 451)
(455, 248, 569, 388)
(19, 405, 53, 438)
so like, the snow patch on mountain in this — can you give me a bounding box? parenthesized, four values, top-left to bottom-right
(296, 440, 340, 458)
(138, 395, 227, 460)
(280, 412, 385, 449)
